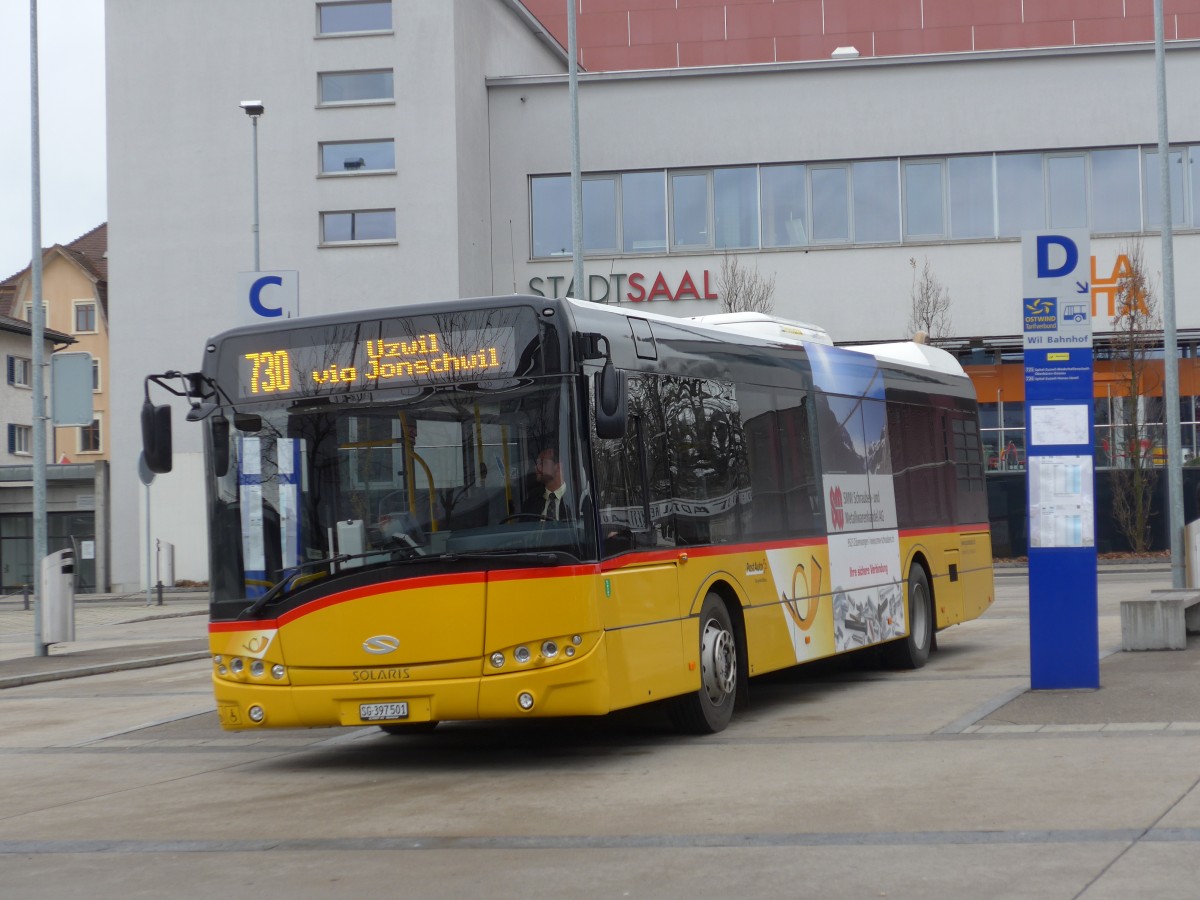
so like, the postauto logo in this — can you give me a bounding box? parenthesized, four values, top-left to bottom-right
(1024, 297, 1058, 332)
(829, 485, 845, 531)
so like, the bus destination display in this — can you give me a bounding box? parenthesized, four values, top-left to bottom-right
(237, 326, 519, 398)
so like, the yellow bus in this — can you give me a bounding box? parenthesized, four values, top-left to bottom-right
(142, 295, 993, 735)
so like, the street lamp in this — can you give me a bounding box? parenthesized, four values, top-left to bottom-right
(239, 100, 265, 271)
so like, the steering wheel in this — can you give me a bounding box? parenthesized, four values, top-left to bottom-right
(500, 513, 551, 524)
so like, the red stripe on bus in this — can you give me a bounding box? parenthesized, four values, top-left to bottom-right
(212, 566, 605, 629)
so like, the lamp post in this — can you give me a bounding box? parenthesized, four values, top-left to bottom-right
(29, 0, 48, 656)
(239, 100, 265, 271)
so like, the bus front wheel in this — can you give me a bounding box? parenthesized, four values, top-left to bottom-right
(670, 593, 738, 734)
(882, 565, 932, 670)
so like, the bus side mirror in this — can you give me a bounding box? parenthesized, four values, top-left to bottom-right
(141, 399, 173, 474)
(211, 416, 230, 478)
(595, 362, 627, 440)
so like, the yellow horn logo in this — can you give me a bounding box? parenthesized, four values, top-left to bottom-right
(783, 558, 823, 631)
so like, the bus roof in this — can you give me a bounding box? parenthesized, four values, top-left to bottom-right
(845, 340, 967, 378)
(684, 311, 833, 346)
(564, 298, 965, 378)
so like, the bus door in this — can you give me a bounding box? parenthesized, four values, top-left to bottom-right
(934, 408, 968, 626)
(594, 404, 693, 710)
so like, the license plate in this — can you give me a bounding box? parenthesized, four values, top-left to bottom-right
(359, 701, 409, 721)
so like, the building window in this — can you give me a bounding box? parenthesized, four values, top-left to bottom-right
(318, 69, 393, 105)
(760, 164, 807, 247)
(320, 139, 395, 174)
(810, 165, 849, 242)
(670, 171, 711, 249)
(531, 176, 570, 257)
(74, 301, 97, 333)
(7, 356, 31, 388)
(22, 303, 47, 323)
(714, 167, 760, 249)
(583, 176, 618, 253)
(1091, 148, 1141, 232)
(8, 424, 31, 456)
(1047, 154, 1088, 229)
(92, 359, 101, 392)
(903, 160, 945, 239)
(622, 171, 666, 253)
(79, 418, 101, 454)
(320, 209, 397, 244)
(852, 160, 900, 243)
(1144, 148, 1186, 228)
(948, 156, 994, 239)
(996, 153, 1046, 237)
(318, 1, 391, 35)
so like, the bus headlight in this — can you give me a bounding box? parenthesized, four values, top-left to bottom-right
(271, 664, 286, 680)
(514, 646, 531, 664)
(540, 640, 558, 659)
(490, 652, 506, 669)
(250, 660, 265, 678)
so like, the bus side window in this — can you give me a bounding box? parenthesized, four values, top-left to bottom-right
(779, 388, 822, 537)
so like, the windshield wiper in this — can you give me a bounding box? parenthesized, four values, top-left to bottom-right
(238, 551, 364, 619)
(431, 551, 564, 566)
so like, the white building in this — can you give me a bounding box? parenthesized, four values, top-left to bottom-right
(106, 0, 1200, 587)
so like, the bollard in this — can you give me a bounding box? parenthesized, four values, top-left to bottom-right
(22, 583, 29, 611)
(156, 581, 164, 606)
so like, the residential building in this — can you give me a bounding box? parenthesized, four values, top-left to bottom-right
(0, 223, 112, 592)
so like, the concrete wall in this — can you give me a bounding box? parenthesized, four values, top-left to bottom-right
(486, 45, 1200, 341)
(105, 0, 562, 589)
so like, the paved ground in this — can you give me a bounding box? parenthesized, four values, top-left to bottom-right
(3, 565, 1200, 898)
(0, 590, 208, 688)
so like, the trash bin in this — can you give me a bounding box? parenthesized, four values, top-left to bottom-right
(43, 548, 76, 644)
(157, 540, 176, 588)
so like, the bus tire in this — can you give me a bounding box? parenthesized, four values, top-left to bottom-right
(882, 565, 932, 670)
(379, 721, 439, 735)
(669, 593, 738, 734)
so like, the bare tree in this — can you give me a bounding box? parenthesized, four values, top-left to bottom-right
(716, 254, 775, 315)
(1109, 240, 1162, 554)
(906, 256, 953, 342)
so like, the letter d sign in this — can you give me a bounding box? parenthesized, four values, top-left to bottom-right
(1036, 235, 1078, 279)
(236, 270, 300, 326)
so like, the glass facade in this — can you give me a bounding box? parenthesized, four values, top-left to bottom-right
(531, 143, 1200, 260)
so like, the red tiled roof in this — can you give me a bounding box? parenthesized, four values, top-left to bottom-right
(0, 222, 107, 319)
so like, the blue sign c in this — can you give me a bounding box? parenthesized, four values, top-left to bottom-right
(1036, 235, 1078, 279)
(249, 275, 285, 318)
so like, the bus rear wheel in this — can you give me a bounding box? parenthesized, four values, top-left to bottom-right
(882, 565, 932, 670)
(670, 593, 738, 734)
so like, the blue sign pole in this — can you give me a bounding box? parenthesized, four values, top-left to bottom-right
(1022, 230, 1099, 689)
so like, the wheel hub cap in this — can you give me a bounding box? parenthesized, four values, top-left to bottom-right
(700, 617, 736, 705)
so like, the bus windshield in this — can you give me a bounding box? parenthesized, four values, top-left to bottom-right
(206, 377, 593, 613)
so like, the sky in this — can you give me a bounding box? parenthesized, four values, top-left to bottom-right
(0, 1, 107, 282)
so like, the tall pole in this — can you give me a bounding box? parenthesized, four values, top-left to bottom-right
(567, 1, 584, 300)
(29, 0, 48, 657)
(1154, 0, 1184, 588)
(251, 114, 261, 271)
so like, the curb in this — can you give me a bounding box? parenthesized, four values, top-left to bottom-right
(0, 651, 211, 691)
